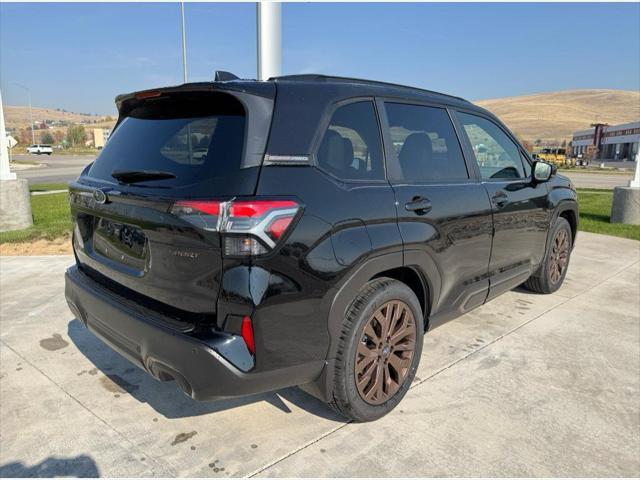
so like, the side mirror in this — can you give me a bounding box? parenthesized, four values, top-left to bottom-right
(533, 161, 554, 182)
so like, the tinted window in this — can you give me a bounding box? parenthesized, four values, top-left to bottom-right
(88, 93, 246, 188)
(456, 112, 525, 179)
(521, 152, 532, 177)
(385, 103, 468, 182)
(317, 101, 384, 181)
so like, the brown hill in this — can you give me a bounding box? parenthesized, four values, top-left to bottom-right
(4, 105, 114, 131)
(475, 89, 640, 144)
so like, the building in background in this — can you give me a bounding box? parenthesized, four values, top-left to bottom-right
(92, 128, 111, 149)
(571, 121, 640, 162)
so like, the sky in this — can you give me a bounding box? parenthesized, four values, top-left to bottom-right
(1, 2, 639, 115)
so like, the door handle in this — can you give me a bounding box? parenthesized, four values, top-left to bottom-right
(491, 190, 508, 209)
(405, 196, 432, 215)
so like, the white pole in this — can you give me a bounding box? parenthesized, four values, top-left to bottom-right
(256, 2, 281, 81)
(0, 89, 17, 181)
(181, 2, 188, 83)
(630, 152, 640, 188)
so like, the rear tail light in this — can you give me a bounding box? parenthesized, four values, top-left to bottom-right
(171, 199, 300, 256)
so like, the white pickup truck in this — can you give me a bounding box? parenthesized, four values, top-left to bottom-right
(27, 144, 53, 155)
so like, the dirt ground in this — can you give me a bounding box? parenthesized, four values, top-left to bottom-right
(0, 236, 72, 256)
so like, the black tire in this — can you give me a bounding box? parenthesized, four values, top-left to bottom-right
(524, 217, 572, 294)
(328, 277, 424, 422)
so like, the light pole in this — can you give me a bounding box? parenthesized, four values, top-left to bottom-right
(256, 2, 281, 80)
(180, 2, 188, 83)
(11, 82, 35, 145)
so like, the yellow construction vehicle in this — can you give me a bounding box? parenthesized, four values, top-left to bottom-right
(535, 148, 574, 166)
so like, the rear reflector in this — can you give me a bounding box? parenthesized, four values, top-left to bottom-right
(241, 316, 256, 355)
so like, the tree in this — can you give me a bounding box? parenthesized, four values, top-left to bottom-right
(41, 132, 55, 145)
(17, 128, 32, 146)
(53, 130, 65, 144)
(66, 125, 87, 147)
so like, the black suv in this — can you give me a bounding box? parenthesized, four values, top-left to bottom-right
(65, 74, 578, 421)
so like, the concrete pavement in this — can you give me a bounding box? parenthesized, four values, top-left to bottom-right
(0, 232, 639, 477)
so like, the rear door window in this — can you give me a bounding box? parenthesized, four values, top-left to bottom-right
(316, 101, 384, 181)
(384, 103, 468, 182)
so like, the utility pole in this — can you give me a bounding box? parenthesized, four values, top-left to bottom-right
(12, 82, 35, 144)
(181, 1, 188, 83)
(256, 2, 281, 80)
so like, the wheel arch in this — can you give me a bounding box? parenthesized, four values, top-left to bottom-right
(371, 266, 430, 331)
(558, 208, 577, 244)
(302, 252, 434, 403)
(325, 252, 437, 357)
(552, 199, 579, 247)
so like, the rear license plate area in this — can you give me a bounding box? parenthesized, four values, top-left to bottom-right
(93, 218, 148, 269)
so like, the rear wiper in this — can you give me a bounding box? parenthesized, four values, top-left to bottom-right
(111, 169, 176, 184)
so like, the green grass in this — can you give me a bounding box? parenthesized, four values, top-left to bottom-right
(0, 193, 72, 243)
(29, 182, 69, 193)
(577, 189, 640, 241)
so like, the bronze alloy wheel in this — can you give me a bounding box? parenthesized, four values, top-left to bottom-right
(549, 228, 570, 284)
(355, 300, 417, 405)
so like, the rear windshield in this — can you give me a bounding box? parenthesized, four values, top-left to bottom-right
(87, 92, 248, 193)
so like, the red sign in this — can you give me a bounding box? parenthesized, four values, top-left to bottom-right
(592, 124, 608, 147)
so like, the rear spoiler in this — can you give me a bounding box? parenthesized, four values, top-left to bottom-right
(115, 81, 275, 116)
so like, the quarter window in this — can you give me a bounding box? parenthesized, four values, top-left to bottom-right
(316, 101, 384, 181)
(384, 103, 468, 182)
(456, 112, 525, 180)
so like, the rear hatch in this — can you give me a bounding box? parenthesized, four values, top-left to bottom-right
(70, 85, 275, 330)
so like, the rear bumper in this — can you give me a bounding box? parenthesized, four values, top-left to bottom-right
(65, 265, 323, 400)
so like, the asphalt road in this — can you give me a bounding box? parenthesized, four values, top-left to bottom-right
(12, 154, 94, 184)
(10, 154, 636, 189)
(1, 232, 638, 476)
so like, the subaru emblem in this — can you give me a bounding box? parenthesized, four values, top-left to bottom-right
(93, 189, 107, 204)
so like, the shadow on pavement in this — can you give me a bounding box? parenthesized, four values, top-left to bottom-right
(0, 455, 99, 478)
(66, 319, 343, 422)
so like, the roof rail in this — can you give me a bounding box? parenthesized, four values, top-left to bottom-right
(270, 74, 469, 103)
